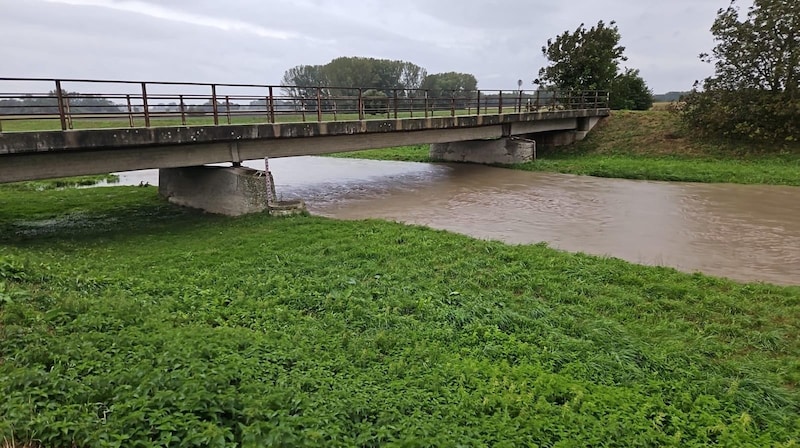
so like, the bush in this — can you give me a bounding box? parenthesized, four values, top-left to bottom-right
(681, 89, 800, 142)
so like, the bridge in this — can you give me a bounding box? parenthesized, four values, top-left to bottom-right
(0, 77, 609, 214)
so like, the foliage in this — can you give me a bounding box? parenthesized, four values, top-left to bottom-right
(682, 0, 800, 141)
(2, 175, 119, 192)
(2, 184, 800, 446)
(361, 89, 387, 115)
(653, 92, 691, 103)
(419, 72, 478, 95)
(280, 57, 428, 99)
(419, 72, 478, 109)
(0, 91, 122, 115)
(609, 69, 653, 110)
(681, 88, 800, 141)
(537, 21, 627, 92)
(0, 186, 798, 446)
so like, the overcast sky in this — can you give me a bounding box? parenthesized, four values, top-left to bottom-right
(1, 0, 742, 94)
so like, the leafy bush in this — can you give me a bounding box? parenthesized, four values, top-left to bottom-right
(681, 89, 800, 142)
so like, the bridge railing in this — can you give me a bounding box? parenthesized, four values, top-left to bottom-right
(0, 77, 609, 132)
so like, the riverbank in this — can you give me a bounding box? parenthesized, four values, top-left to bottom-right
(331, 110, 800, 185)
(3, 174, 118, 191)
(1, 185, 798, 446)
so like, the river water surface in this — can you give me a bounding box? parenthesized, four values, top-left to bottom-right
(108, 157, 800, 285)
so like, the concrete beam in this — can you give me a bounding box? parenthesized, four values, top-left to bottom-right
(0, 109, 609, 155)
(0, 124, 505, 183)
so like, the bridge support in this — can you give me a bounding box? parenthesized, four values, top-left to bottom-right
(158, 166, 271, 216)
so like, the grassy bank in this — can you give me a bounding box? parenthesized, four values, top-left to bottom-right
(332, 111, 800, 185)
(1, 174, 119, 192)
(1, 186, 798, 446)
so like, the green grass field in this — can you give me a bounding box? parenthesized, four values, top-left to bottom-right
(1, 185, 798, 446)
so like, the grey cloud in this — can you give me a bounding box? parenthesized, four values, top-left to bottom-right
(0, 0, 745, 93)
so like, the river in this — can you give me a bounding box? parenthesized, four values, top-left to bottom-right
(104, 156, 800, 285)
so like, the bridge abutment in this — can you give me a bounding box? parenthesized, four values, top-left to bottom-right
(429, 116, 604, 164)
(158, 166, 271, 216)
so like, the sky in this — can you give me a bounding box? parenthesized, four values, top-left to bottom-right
(0, 0, 743, 94)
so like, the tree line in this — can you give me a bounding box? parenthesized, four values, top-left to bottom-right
(0, 92, 122, 115)
(280, 57, 478, 110)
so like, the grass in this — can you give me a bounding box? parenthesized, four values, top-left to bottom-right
(1, 174, 119, 191)
(329, 144, 433, 162)
(1, 185, 798, 446)
(331, 110, 800, 186)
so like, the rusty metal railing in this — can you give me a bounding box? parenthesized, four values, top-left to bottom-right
(0, 77, 609, 132)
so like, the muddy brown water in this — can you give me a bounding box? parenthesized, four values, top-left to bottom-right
(104, 156, 800, 285)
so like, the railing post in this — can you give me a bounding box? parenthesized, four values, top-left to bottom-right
(358, 88, 364, 120)
(518, 90, 523, 113)
(126, 94, 134, 127)
(210, 84, 219, 125)
(268, 86, 275, 124)
(451, 90, 456, 117)
(141, 82, 150, 127)
(300, 95, 306, 122)
(393, 89, 398, 119)
(225, 95, 232, 124)
(476, 90, 481, 115)
(179, 95, 186, 126)
(424, 90, 429, 118)
(316, 87, 322, 122)
(55, 80, 68, 131)
(499, 91, 503, 114)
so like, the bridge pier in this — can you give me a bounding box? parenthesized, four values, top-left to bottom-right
(158, 166, 271, 216)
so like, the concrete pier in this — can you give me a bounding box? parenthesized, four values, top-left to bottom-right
(158, 166, 270, 216)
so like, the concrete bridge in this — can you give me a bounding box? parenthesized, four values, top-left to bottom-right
(0, 77, 609, 213)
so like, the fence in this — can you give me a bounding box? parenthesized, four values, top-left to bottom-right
(0, 77, 609, 132)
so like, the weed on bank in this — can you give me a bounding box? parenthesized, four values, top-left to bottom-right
(0, 187, 798, 446)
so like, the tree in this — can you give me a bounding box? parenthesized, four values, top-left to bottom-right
(682, 0, 800, 141)
(609, 69, 653, 110)
(420, 72, 478, 108)
(280, 64, 327, 99)
(537, 20, 627, 91)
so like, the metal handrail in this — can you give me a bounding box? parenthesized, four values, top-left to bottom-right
(0, 77, 609, 132)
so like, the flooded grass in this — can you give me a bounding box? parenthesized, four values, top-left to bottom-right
(2, 174, 119, 192)
(1, 186, 799, 446)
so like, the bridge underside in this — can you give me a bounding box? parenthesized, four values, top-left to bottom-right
(0, 110, 607, 183)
